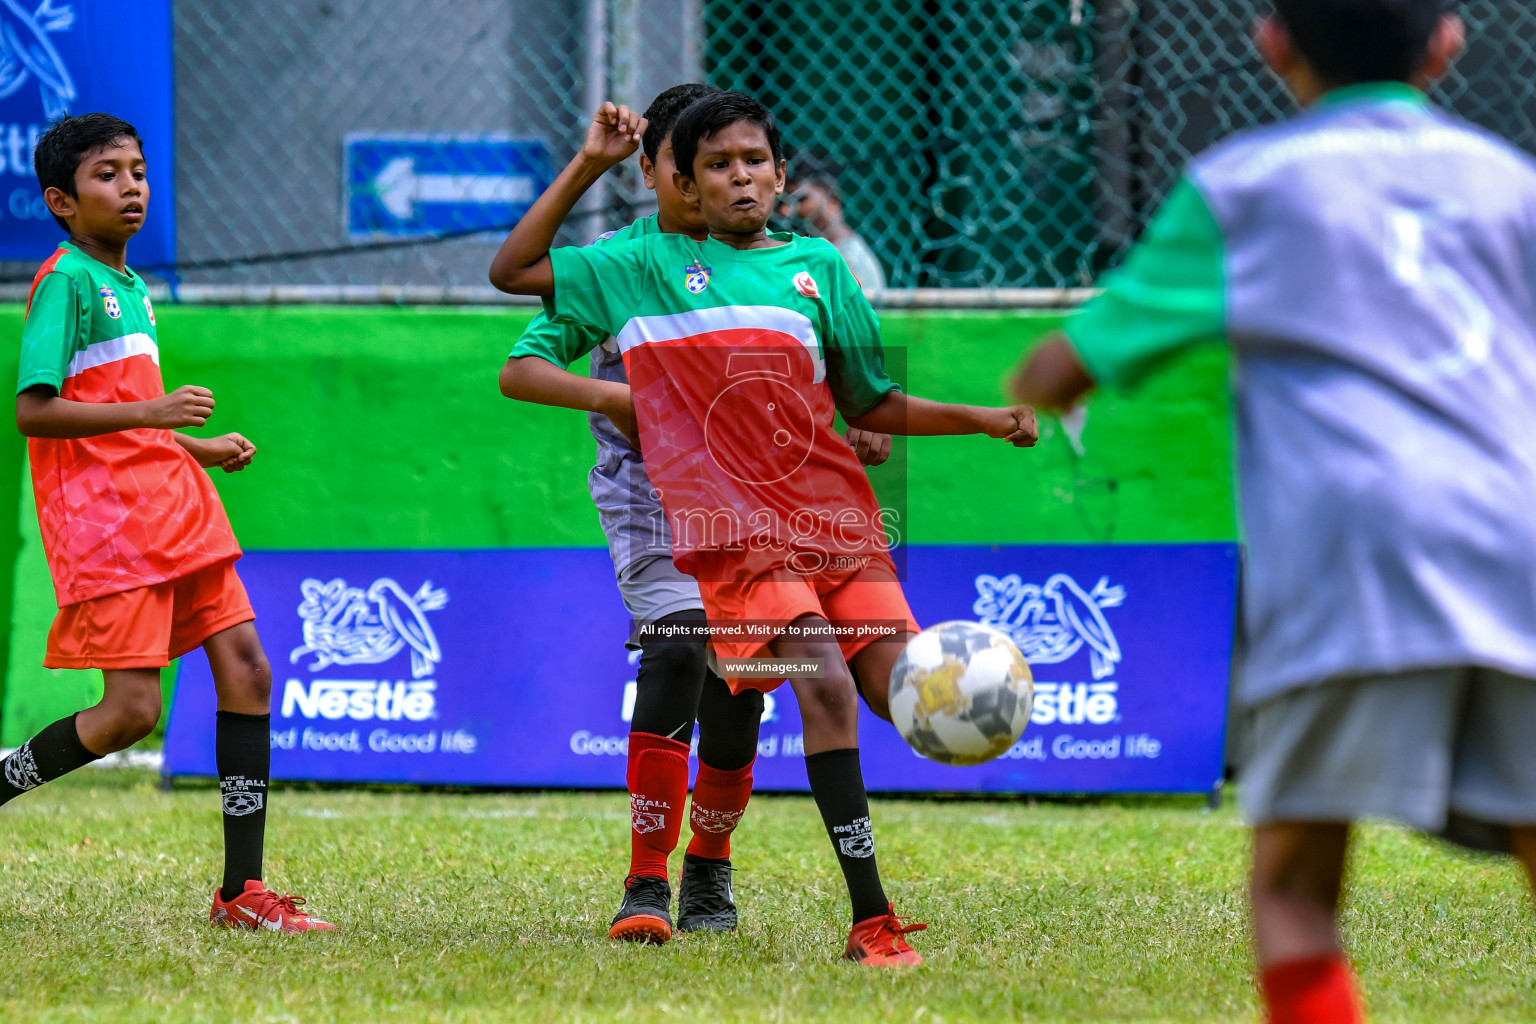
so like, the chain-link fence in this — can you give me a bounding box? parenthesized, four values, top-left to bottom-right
(130, 2, 1536, 292)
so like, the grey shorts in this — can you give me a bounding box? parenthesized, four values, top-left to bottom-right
(616, 555, 704, 647)
(1239, 666, 1536, 852)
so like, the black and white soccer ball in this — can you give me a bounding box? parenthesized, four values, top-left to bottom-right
(889, 621, 1034, 767)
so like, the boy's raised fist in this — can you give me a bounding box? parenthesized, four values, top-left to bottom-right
(989, 405, 1039, 448)
(581, 102, 648, 169)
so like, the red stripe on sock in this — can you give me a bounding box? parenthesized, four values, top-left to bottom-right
(1261, 954, 1363, 1024)
(626, 732, 691, 879)
(686, 758, 754, 860)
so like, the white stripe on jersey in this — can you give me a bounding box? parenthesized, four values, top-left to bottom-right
(64, 332, 160, 380)
(615, 305, 826, 384)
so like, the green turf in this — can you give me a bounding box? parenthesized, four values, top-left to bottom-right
(2, 772, 1534, 1022)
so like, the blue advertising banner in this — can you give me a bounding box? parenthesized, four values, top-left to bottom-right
(163, 544, 1238, 793)
(344, 134, 554, 241)
(0, 0, 174, 264)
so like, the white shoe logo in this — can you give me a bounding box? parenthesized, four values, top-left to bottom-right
(238, 905, 285, 931)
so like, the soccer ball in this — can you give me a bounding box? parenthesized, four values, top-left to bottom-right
(889, 621, 1034, 767)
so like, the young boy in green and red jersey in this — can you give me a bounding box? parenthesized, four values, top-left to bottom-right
(502, 83, 763, 945)
(489, 91, 1037, 965)
(502, 83, 894, 945)
(6, 113, 332, 932)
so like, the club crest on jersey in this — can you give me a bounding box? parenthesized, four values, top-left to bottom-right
(793, 271, 820, 299)
(143, 295, 156, 326)
(684, 261, 711, 294)
(100, 285, 121, 319)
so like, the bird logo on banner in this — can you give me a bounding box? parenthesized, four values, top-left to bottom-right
(290, 576, 449, 680)
(0, 1, 77, 120)
(973, 572, 1125, 680)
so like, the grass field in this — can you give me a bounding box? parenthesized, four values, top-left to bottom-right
(2, 770, 1535, 1023)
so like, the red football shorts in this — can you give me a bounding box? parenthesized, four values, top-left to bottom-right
(45, 558, 256, 670)
(697, 560, 920, 694)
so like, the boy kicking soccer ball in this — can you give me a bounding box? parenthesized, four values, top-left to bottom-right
(490, 90, 1036, 965)
(8, 113, 332, 933)
(501, 83, 774, 944)
(1011, 3, 1536, 1020)
(502, 82, 896, 945)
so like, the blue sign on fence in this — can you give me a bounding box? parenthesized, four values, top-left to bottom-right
(163, 544, 1238, 794)
(0, 0, 175, 265)
(344, 134, 554, 240)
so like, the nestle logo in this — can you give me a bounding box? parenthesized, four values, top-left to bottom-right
(280, 679, 437, 722)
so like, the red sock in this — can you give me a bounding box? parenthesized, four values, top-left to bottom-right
(625, 732, 691, 879)
(685, 759, 755, 860)
(1261, 954, 1363, 1024)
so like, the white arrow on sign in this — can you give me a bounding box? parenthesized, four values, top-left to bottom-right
(373, 156, 536, 221)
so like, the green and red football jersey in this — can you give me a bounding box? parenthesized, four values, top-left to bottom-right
(546, 232, 899, 582)
(18, 242, 240, 606)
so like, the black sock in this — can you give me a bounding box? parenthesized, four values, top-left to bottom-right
(805, 747, 888, 924)
(0, 714, 100, 806)
(217, 710, 270, 902)
(630, 611, 709, 742)
(697, 671, 762, 771)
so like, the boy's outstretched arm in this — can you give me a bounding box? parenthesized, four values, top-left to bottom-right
(16, 383, 215, 439)
(1007, 336, 1096, 413)
(845, 391, 1039, 447)
(499, 354, 640, 446)
(488, 102, 646, 295)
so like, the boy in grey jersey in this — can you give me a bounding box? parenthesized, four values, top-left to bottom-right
(1011, 2, 1536, 1021)
(500, 85, 892, 945)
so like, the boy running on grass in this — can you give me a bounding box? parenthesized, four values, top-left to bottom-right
(7, 113, 332, 932)
(490, 91, 1036, 966)
(1010, 3, 1536, 1020)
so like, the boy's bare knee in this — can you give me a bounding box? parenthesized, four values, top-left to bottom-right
(238, 647, 273, 702)
(106, 692, 162, 745)
(217, 633, 273, 702)
(797, 665, 859, 724)
(1251, 822, 1349, 908)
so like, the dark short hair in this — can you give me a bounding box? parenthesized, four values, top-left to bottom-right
(34, 113, 143, 230)
(642, 83, 722, 164)
(1273, 0, 1446, 86)
(670, 90, 783, 181)
(786, 147, 842, 198)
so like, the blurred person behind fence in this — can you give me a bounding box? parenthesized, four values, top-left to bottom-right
(782, 150, 887, 293)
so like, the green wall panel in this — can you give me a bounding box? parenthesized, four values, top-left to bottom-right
(1, 305, 1235, 743)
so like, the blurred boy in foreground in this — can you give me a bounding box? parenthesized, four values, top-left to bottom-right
(1010, 2, 1536, 1021)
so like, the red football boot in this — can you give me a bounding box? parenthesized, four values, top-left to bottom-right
(843, 904, 926, 967)
(210, 879, 336, 933)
